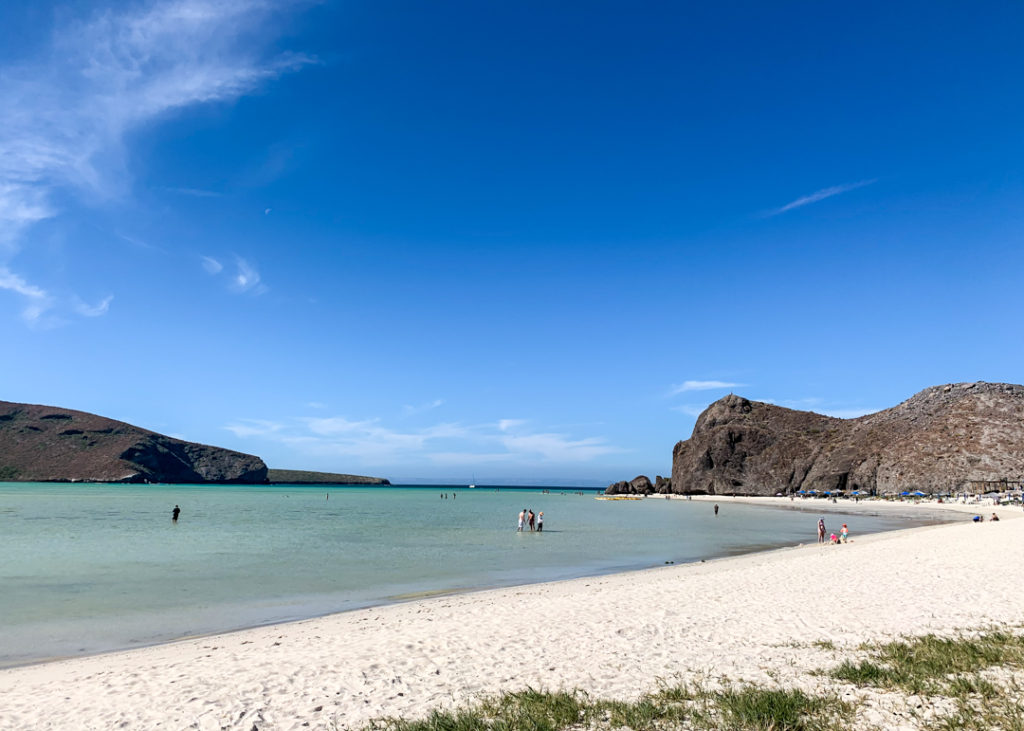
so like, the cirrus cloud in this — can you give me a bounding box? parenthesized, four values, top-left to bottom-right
(0, 0, 312, 322)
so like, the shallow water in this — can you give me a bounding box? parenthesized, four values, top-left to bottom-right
(0, 483, 943, 666)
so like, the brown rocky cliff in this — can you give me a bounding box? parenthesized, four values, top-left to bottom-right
(0, 400, 267, 483)
(668, 382, 1024, 495)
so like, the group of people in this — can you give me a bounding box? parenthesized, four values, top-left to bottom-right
(817, 517, 849, 544)
(517, 508, 543, 532)
(973, 513, 1000, 522)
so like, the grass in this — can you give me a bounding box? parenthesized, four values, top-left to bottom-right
(828, 632, 1024, 730)
(830, 632, 1024, 695)
(365, 683, 854, 731)
(712, 686, 853, 731)
(363, 633, 1024, 731)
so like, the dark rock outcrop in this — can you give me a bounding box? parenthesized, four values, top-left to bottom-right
(606, 474, 654, 495)
(266, 468, 390, 485)
(0, 400, 267, 484)
(670, 382, 1024, 495)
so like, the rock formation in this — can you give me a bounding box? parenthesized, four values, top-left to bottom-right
(607, 475, 654, 494)
(608, 382, 1024, 496)
(0, 400, 267, 484)
(266, 469, 390, 485)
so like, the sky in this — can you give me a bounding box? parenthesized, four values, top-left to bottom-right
(1, 1, 1022, 485)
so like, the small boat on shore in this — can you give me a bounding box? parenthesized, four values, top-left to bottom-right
(595, 495, 644, 501)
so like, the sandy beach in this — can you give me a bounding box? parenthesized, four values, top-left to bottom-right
(1, 499, 1021, 730)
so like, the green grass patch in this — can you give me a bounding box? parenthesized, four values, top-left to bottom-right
(830, 632, 1024, 696)
(712, 686, 853, 731)
(365, 683, 854, 731)
(827, 632, 1024, 730)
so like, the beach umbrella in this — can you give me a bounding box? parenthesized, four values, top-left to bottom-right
(797, 490, 807, 494)
(912, 491, 926, 497)
(900, 491, 910, 496)
(851, 491, 862, 495)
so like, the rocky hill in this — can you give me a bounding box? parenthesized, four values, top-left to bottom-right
(267, 469, 390, 485)
(0, 400, 267, 484)
(609, 382, 1024, 496)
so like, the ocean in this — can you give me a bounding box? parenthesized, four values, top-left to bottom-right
(0, 483, 941, 666)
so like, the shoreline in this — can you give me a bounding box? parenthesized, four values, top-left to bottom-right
(0, 497, 956, 672)
(1, 500, 1021, 729)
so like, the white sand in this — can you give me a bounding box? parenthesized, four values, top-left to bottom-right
(1, 501, 1021, 730)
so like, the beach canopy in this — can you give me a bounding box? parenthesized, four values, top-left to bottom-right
(900, 491, 910, 496)
(913, 491, 927, 497)
(851, 490, 862, 495)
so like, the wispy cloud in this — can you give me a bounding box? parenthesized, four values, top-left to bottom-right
(73, 294, 114, 317)
(671, 404, 707, 417)
(403, 399, 444, 416)
(0, 265, 54, 324)
(498, 431, 621, 462)
(230, 256, 267, 295)
(498, 418, 528, 432)
(166, 187, 223, 198)
(224, 414, 624, 466)
(201, 256, 224, 274)
(0, 0, 312, 320)
(670, 380, 744, 395)
(0, 266, 48, 300)
(769, 179, 877, 216)
(223, 418, 287, 438)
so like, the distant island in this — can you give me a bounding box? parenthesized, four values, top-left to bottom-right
(609, 382, 1024, 496)
(267, 469, 389, 485)
(0, 400, 388, 485)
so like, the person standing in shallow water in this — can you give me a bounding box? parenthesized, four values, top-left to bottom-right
(817, 517, 826, 543)
(172, 505, 180, 523)
(714, 503, 719, 516)
(527, 509, 536, 532)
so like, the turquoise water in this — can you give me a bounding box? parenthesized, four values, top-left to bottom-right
(0, 483, 941, 666)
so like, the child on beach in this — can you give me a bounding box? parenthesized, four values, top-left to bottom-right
(817, 518, 826, 543)
(840, 524, 849, 543)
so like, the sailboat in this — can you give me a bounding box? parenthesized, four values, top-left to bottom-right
(468, 474, 476, 489)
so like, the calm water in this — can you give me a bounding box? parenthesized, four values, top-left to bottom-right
(0, 483, 942, 666)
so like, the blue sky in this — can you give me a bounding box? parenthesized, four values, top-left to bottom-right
(1, 1, 1022, 484)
